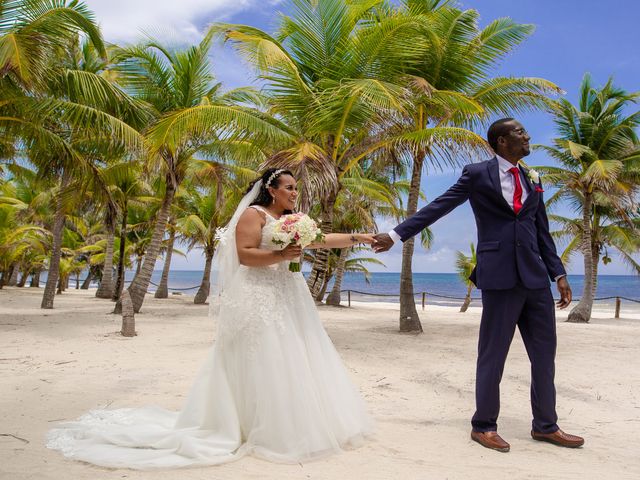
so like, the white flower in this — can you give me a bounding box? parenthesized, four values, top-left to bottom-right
(528, 169, 540, 184)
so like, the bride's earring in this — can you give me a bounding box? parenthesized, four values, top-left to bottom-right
(272, 196, 276, 204)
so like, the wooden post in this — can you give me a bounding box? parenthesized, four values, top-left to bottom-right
(348, 290, 351, 308)
(422, 292, 426, 310)
(615, 297, 621, 319)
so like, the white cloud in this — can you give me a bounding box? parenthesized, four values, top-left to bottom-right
(83, 0, 256, 44)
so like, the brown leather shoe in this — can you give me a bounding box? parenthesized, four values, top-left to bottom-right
(531, 429, 584, 448)
(471, 430, 510, 452)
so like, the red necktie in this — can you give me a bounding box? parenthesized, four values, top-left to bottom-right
(509, 167, 523, 214)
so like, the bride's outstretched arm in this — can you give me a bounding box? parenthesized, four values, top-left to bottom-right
(236, 209, 301, 266)
(307, 233, 375, 249)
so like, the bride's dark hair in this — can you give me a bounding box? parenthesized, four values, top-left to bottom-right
(248, 168, 295, 213)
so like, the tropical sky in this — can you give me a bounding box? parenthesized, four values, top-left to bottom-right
(83, 0, 640, 274)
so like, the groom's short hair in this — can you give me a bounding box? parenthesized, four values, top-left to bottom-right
(487, 118, 516, 151)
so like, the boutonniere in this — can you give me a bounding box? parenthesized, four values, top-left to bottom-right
(525, 168, 544, 192)
(527, 168, 540, 184)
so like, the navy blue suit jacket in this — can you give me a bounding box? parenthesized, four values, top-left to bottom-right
(394, 157, 566, 290)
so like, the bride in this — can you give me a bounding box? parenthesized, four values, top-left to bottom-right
(47, 168, 375, 469)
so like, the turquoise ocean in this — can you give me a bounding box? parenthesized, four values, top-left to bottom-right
(133, 271, 640, 307)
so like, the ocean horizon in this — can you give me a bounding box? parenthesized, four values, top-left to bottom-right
(38, 270, 638, 307)
(118, 270, 640, 307)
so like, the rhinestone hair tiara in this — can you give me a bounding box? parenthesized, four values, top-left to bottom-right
(266, 168, 286, 187)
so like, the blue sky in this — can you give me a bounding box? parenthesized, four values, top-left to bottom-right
(84, 0, 640, 274)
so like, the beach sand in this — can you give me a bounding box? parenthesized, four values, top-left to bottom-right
(1, 286, 639, 480)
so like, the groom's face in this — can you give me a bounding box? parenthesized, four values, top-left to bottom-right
(498, 120, 531, 159)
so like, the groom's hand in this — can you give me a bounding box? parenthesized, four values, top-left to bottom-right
(556, 276, 572, 309)
(372, 233, 394, 253)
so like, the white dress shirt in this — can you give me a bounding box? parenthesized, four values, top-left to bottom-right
(496, 154, 528, 210)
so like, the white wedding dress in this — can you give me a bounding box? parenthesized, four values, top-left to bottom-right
(47, 205, 373, 469)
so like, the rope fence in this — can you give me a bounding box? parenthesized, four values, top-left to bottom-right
(122, 279, 200, 292)
(146, 280, 199, 291)
(121, 280, 640, 319)
(339, 290, 640, 319)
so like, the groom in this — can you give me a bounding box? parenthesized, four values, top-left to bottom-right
(373, 118, 584, 452)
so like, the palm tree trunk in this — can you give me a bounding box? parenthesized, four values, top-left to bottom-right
(96, 225, 116, 298)
(7, 264, 19, 286)
(460, 284, 473, 312)
(120, 182, 176, 313)
(307, 191, 337, 301)
(113, 203, 128, 301)
(399, 152, 425, 333)
(568, 194, 594, 323)
(317, 274, 331, 303)
(0, 270, 5, 289)
(194, 249, 214, 304)
(326, 248, 348, 306)
(30, 270, 41, 287)
(591, 245, 600, 308)
(591, 261, 599, 304)
(154, 225, 175, 299)
(41, 173, 69, 309)
(81, 270, 93, 289)
(17, 268, 29, 287)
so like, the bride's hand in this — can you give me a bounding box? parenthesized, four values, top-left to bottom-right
(352, 233, 376, 245)
(278, 244, 302, 260)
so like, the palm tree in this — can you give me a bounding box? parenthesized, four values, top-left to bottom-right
(1, 2, 147, 306)
(151, 223, 173, 298)
(455, 242, 477, 312)
(219, 0, 553, 312)
(383, 0, 564, 332)
(176, 162, 255, 304)
(94, 161, 151, 301)
(65, 40, 150, 301)
(0, 195, 49, 289)
(549, 210, 640, 291)
(324, 169, 401, 305)
(111, 31, 289, 313)
(537, 74, 640, 322)
(54, 209, 99, 293)
(216, 0, 481, 302)
(91, 180, 119, 299)
(0, 165, 52, 286)
(2, 38, 146, 310)
(0, 0, 106, 90)
(125, 200, 158, 278)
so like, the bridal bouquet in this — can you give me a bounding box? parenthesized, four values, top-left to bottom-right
(270, 213, 324, 272)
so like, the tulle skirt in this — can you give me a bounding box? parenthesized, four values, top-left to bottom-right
(46, 266, 373, 469)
